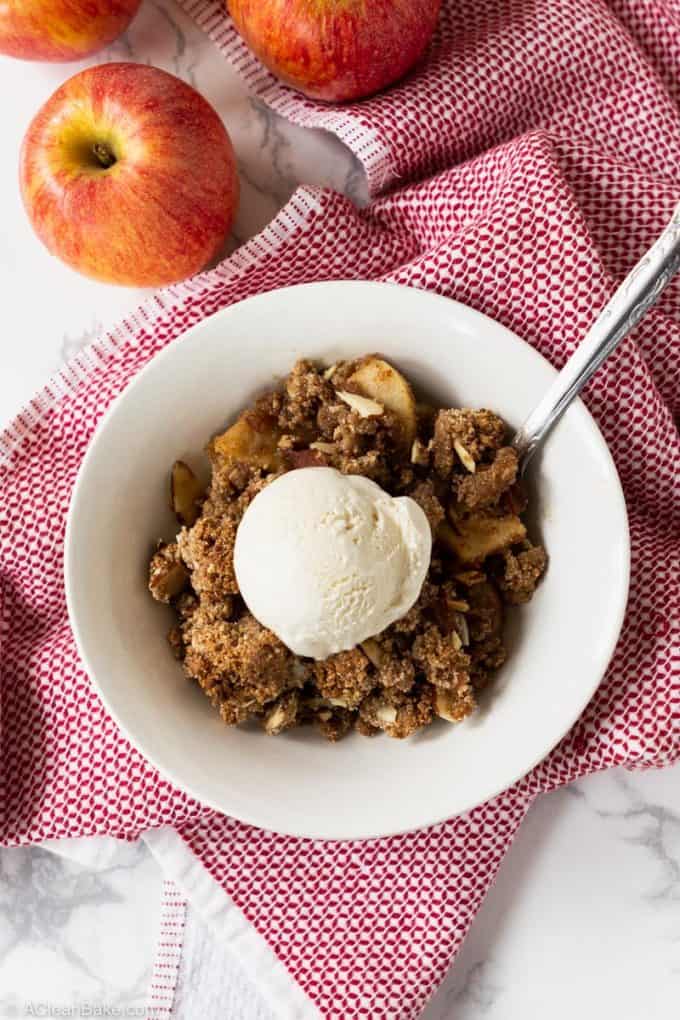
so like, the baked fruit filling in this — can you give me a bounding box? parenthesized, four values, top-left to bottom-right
(148, 356, 547, 740)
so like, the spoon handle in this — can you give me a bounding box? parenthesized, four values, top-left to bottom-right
(513, 201, 680, 472)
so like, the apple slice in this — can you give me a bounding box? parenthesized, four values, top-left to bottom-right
(170, 460, 204, 526)
(263, 691, 299, 735)
(348, 357, 417, 447)
(210, 416, 282, 472)
(437, 515, 526, 565)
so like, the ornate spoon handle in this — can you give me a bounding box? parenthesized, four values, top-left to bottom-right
(513, 202, 680, 472)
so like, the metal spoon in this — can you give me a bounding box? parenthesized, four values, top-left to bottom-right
(512, 201, 680, 473)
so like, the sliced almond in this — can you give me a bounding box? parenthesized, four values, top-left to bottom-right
(323, 363, 338, 380)
(263, 692, 298, 735)
(410, 438, 429, 465)
(453, 439, 476, 473)
(435, 689, 470, 723)
(360, 638, 384, 668)
(450, 630, 463, 651)
(452, 611, 470, 646)
(448, 599, 470, 612)
(336, 390, 384, 418)
(375, 704, 398, 726)
(310, 441, 337, 454)
(263, 703, 287, 735)
(327, 696, 350, 708)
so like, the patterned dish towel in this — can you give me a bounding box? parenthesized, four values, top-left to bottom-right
(1, 1, 679, 1017)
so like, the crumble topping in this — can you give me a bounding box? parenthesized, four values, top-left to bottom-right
(149, 356, 547, 740)
(432, 408, 506, 479)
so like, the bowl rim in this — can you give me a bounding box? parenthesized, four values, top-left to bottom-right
(64, 280, 631, 839)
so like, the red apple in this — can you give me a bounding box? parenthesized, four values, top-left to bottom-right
(0, 0, 141, 62)
(20, 63, 240, 287)
(226, 0, 442, 102)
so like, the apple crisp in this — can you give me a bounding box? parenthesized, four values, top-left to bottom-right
(148, 356, 547, 740)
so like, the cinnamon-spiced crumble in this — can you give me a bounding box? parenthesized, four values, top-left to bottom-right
(148, 356, 547, 740)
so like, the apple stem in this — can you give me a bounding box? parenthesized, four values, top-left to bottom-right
(92, 142, 116, 169)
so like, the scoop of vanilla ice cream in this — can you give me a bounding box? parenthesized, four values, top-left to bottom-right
(234, 467, 432, 660)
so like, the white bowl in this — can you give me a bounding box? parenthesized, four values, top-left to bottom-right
(65, 281, 629, 840)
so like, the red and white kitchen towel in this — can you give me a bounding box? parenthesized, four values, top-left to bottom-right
(1, 1, 680, 1017)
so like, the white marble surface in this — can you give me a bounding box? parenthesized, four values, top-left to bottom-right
(1, 2, 678, 1017)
